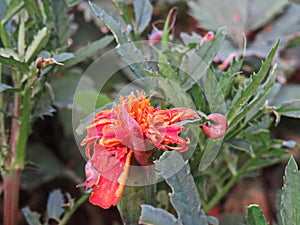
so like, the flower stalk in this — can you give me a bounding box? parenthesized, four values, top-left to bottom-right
(3, 74, 34, 225)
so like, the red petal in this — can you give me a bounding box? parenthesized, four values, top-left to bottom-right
(89, 150, 133, 209)
(76, 160, 100, 189)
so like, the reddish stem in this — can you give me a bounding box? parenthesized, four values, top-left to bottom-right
(3, 93, 22, 225)
(3, 169, 22, 225)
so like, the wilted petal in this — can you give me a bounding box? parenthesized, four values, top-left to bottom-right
(89, 150, 133, 209)
(76, 160, 100, 189)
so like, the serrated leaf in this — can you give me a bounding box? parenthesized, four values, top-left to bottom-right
(21, 207, 42, 225)
(0, 47, 20, 60)
(280, 156, 300, 225)
(47, 189, 65, 221)
(246, 204, 268, 225)
(24, 27, 49, 62)
(89, 2, 130, 44)
(188, 0, 288, 47)
(149, 76, 196, 109)
(226, 64, 277, 140)
(156, 151, 208, 225)
(139, 204, 182, 225)
(51, 0, 70, 46)
(276, 100, 300, 118)
(61, 35, 113, 69)
(89, 1, 148, 78)
(181, 31, 225, 90)
(116, 43, 147, 78)
(133, 0, 153, 34)
(2, 0, 24, 25)
(0, 55, 30, 74)
(227, 40, 279, 123)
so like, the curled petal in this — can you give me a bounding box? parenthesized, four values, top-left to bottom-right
(76, 160, 100, 189)
(154, 107, 199, 124)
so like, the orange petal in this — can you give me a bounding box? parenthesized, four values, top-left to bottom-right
(89, 150, 133, 209)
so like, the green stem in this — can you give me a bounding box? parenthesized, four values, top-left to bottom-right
(225, 108, 266, 141)
(59, 194, 89, 225)
(0, 63, 7, 163)
(204, 152, 263, 212)
(4, 76, 33, 225)
(13, 84, 31, 168)
(0, 22, 10, 48)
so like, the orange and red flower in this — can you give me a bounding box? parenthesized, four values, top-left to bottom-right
(77, 91, 199, 209)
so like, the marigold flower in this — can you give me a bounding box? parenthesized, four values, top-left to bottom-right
(77, 91, 199, 209)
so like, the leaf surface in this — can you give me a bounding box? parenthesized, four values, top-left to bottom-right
(281, 156, 300, 225)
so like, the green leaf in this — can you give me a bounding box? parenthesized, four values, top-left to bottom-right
(188, 0, 288, 47)
(21, 207, 42, 225)
(228, 139, 253, 153)
(276, 100, 300, 118)
(2, 0, 24, 25)
(0, 55, 30, 74)
(199, 139, 223, 171)
(32, 89, 56, 119)
(139, 204, 182, 225)
(50, 0, 70, 46)
(0, 83, 21, 92)
(89, 2, 147, 78)
(24, 27, 49, 62)
(225, 60, 277, 140)
(181, 30, 225, 90)
(251, 3, 300, 54)
(74, 91, 112, 114)
(89, 1, 130, 44)
(23, 143, 65, 188)
(50, 69, 82, 108)
(18, 14, 26, 58)
(0, 0, 6, 21)
(156, 151, 208, 225)
(47, 189, 65, 221)
(272, 84, 300, 106)
(133, 0, 153, 34)
(180, 32, 202, 46)
(218, 59, 243, 97)
(52, 52, 74, 62)
(281, 156, 300, 225)
(227, 40, 279, 123)
(41, 0, 51, 23)
(65, 0, 81, 7)
(158, 52, 178, 80)
(24, 0, 43, 22)
(61, 35, 114, 69)
(246, 204, 268, 225)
